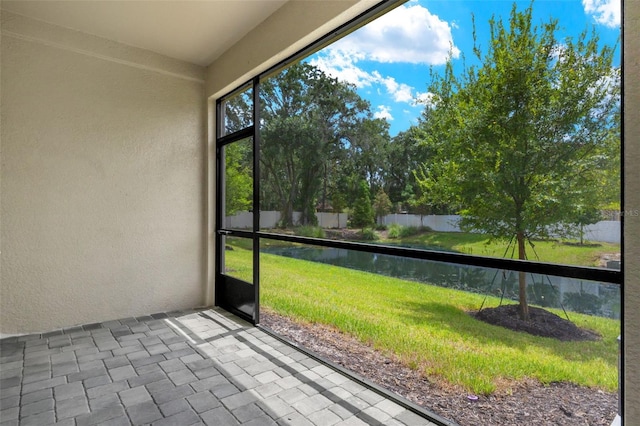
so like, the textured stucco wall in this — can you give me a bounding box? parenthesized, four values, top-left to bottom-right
(624, 0, 639, 421)
(0, 12, 206, 334)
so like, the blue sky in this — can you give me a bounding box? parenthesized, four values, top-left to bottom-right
(306, 0, 621, 136)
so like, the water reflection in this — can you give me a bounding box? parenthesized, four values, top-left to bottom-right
(261, 246, 620, 319)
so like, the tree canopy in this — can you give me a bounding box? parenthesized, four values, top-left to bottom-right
(260, 62, 389, 227)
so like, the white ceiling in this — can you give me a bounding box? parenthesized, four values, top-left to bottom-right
(1, 0, 289, 66)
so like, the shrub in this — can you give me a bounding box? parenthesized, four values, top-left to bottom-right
(295, 226, 325, 239)
(387, 224, 432, 239)
(399, 226, 420, 238)
(563, 291, 603, 315)
(388, 223, 403, 239)
(360, 228, 379, 241)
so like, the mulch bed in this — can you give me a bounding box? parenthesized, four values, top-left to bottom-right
(473, 304, 601, 341)
(260, 310, 617, 426)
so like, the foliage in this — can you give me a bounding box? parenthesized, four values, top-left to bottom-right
(331, 193, 347, 213)
(386, 128, 442, 213)
(260, 62, 387, 227)
(566, 207, 604, 245)
(373, 188, 393, 225)
(331, 193, 348, 228)
(596, 133, 622, 210)
(350, 180, 375, 229)
(564, 291, 604, 315)
(224, 142, 252, 216)
(387, 223, 403, 239)
(345, 118, 392, 192)
(360, 228, 379, 241)
(387, 224, 425, 239)
(295, 225, 326, 239)
(221, 88, 253, 133)
(414, 3, 620, 319)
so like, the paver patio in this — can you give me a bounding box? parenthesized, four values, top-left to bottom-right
(0, 308, 438, 425)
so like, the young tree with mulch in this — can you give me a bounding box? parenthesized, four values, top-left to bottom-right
(415, 3, 619, 321)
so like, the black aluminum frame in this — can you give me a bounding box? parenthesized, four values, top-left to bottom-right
(215, 80, 261, 324)
(215, 5, 625, 425)
(215, 0, 623, 418)
(214, 0, 622, 287)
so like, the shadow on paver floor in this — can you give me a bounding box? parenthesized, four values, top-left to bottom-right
(0, 308, 437, 426)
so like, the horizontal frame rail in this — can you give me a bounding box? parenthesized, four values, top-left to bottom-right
(217, 126, 254, 146)
(257, 231, 622, 285)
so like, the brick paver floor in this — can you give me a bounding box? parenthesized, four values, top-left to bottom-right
(0, 308, 438, 425)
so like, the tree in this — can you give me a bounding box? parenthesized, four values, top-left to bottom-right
(260, 63, 372, 227)
(345, 118, 391, 192)
(350, 180, 374, 229)
(224, 142, 252, 217)
(386, 129, 425, 210)
(331, 193, 347, 214)
(331, 192, 347, 228)
(373, 188, 393, 225)
(386, 127, 456, 215)
(221, 89, 253, 133)
(568, 206, 603, 245)
(415, 3, 620, 320)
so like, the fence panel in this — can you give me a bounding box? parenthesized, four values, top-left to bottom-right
(225, 211, 620, 244)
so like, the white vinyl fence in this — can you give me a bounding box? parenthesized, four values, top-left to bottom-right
(225, 211, 348, 229)
(581, 221, 620, 244)
(224, 211, 620, 244)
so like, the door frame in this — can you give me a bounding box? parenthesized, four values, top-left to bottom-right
(215, 78, 261, 324)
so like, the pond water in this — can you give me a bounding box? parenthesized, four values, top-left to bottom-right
(261, 245, 620, 319)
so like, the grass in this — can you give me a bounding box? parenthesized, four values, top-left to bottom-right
(225, 243, 619, 395)
(383, 231, 620, 267)
(222, 237, 253, 281)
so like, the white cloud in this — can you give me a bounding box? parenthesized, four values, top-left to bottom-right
(380, 77, 414, 103)
(308, 4, 458, 110)
(415, 91, 437, 107)
(309, 54, 428, 106)
(582, 0, 621, 28)
(374, 105, 394, 121)
(331, 3, 459, 65)
(309, 50, 378, 88)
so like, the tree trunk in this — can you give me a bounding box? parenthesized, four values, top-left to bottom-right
(517, 231, 530, 321)
(281, 202, 293, 228)
(322, 163, 327, 212)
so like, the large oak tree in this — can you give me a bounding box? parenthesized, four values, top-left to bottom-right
(260, 63, 388, 227)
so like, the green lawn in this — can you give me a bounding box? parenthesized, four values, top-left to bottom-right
(385, 231, 619, 267)
(225, 244, 619, 395)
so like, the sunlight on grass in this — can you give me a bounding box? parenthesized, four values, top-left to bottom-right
(225, 246, 620, 395)
(390, 231, 620, 267)
(223, 243, 253, 282)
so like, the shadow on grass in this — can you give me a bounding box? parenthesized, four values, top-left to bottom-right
(395, 299, 617, 363)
